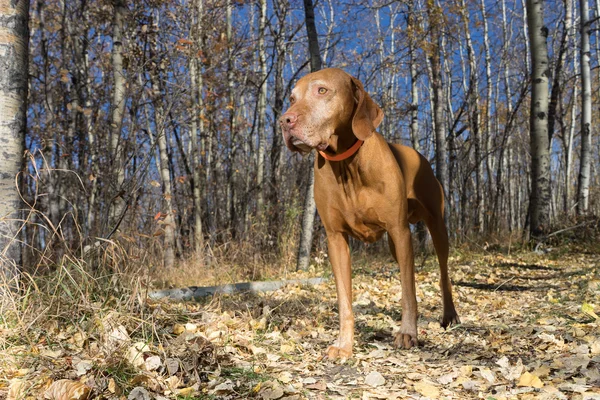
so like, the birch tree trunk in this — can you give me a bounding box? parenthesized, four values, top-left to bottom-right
(297, 0, 322, 271)
(190, 0, 204, 255)
(108, 0, 128, 230)
(459, 0, 484, 233)
(256, 0, 268, 218)
(526, 0, 552, 238)
(0, 0, 28, 292)
(480, 0, 494, 229)
(564, 0, 576, 214)
(577, 0, 592, 215)
(408, 9, 420, 151)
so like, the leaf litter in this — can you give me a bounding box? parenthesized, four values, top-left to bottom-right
(1, 251, 599, 399)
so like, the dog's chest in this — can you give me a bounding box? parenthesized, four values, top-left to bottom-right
(338, 192, 389, 243)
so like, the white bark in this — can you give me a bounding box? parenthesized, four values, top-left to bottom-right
(460, 0, 484, 232)
(0, 0, 28, 291)
(109, 0, 128, 229)
(256, 0, 268, 217)
(190, 0, 204, 255)
(577, 0, 592, 215)
(526, 0, 552, 237)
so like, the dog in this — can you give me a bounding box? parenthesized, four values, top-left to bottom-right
(280, 68, 459, 359)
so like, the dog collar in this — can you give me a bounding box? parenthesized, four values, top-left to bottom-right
(318, 139, 364, 161)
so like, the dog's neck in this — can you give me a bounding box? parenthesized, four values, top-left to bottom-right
(324, 129, 360, 156)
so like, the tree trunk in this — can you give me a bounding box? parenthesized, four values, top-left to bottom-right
(460, 0, 484, 233)
(148, 23, 175, 269)
(427, 0, 448, 213)
(226, 0, 238, 232)
(0, 0, 28, 293)
(269, 0, 288, 234)
(190, 1, 204, 256)
(297, 0, 322, 271)
(480, 0, 494, 231)
(256, 0, 268, 219)
(108, 0, 128, 231)
(526, 0, 552, 238)
(577, 0, 592, 215)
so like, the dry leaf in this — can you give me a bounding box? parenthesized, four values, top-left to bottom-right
(278, 371, 293, 383)
(479, 368, 496, 384)
(44, 380, 91, 400)
(413, 380, 440, 398)
(127, 387, 151, 400)
(143, 355, 162, 371)
(582, 303, 599, 320)
(365, 371, 386, 388)
(8, 379, 30, 400)
(517, 372, 543, 388)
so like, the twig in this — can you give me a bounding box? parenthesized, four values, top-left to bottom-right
(545, 220, 596, 238)
(493, 276, 515, 292)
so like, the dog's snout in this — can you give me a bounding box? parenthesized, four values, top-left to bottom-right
(280, 112, 298, 128)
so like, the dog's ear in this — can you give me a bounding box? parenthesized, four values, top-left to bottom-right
(351, 76, 384, 140)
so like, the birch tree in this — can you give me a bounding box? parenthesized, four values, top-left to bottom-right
(256, 0, 268, 218)
(190, 0, 203, 255)
(577, 0, 592, 215)
(526, 0, 552, 237)
(108, 0, 128, 231)
(0, 0, 28, 291)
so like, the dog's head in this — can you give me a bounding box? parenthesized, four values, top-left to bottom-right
(280, 68, 383, 155)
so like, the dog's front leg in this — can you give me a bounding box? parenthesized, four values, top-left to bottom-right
(388, 225, 418, 349)
(325, 231, 354, 359)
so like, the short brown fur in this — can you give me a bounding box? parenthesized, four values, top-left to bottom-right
(280, 68, 459, 359)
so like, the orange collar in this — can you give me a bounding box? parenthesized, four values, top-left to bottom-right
(318, 139, 364, 161)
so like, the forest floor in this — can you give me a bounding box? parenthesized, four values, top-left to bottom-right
(1, 247, 600, 399)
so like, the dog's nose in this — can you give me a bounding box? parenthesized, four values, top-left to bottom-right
(280, 112, 298, 128)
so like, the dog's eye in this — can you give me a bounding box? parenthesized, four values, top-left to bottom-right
(318, 87, 328, 94)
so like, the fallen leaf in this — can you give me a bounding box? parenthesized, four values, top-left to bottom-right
(582, 303, 599, 320)
(365, 371, 386, 387)
(211, 380, 235, 395)
(480, 368, 496, 384)
(8, 379, 30, 400)
(517, 371, 543, 388)
(414, 380, 440, 398)
(127, 387, 151, 400)
(144, 355, 161, 371)
(278, 371, 293, 383)
(44, 380, 91, 400)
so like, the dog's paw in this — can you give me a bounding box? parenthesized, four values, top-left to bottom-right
(441, 311, 461, 329)
(325, 345, 352, 360)
(393, 332, 418, 349)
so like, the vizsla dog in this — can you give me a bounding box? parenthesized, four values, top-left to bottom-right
(280, 68, 459, 359)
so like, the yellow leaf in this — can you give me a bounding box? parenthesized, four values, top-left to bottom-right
(517, 372, 543, 388)
(176, 387, 194, 396)
(173, 324, 185, 335)
(107, 378, 117, 394)
(582, 303, 599, 319)
(414, 380, 440, 398)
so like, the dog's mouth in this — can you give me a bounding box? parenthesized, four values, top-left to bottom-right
(290, 138, 329, 154)
(290, 137, 312, 154)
